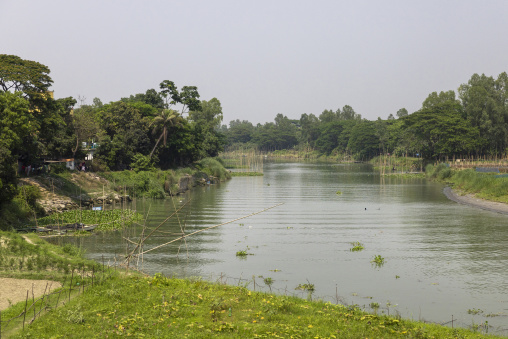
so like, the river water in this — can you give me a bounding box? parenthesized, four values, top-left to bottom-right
(50, 162, 508, 333)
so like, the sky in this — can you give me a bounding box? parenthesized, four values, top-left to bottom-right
(2, 0, 508, 125)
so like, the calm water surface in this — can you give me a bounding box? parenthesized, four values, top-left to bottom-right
(52, 162, 508, 333)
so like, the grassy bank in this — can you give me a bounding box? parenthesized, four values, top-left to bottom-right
(426, 164, 508, 203)
(7, 271, 496, 338)
(0, 233, 500, 338)
(100, 157, 231, 199)
(0, 158, 230, 231)
(370, 155, 425, 173)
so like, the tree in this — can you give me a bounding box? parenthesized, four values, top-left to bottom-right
(403, 101, 480, 159)
(0, 91, 33, 208)
(71, 104, 100, 156)
(189, 98, 226, 157)
(149, 109, 183, 158)
(347, 120, 380, 159)
(95, 101, 150, 169)
(422, 90, 459, 109)
(121, 88, 165, 110)
(458, 72, 508, 155)
(396, 108, 408, 118)
(340, 105, 360, 120)
(159, 80, 201, 113)
(227, 119, 255, 144)
(299, 113, 320, 145)
(319, 109, 336, 123)
(0, 55, 53, 99)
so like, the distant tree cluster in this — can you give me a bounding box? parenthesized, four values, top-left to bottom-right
(0, 54, 226, 209)
(221, 72, 508, 160)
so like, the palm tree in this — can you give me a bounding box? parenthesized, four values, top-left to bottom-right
(149, 109, 182, 158)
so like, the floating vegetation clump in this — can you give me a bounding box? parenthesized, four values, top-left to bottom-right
(336, 190, 342, 195)
(27, 209, 142, 232)
(350, 241, 364, 252)
(295, 283, 315, 292)
(236, 250, 248, 257)
(230, 172, 264, 177)
(371, 255, 385, 267)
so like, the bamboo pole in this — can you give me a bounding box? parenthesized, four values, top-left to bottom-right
(133, 203, 284, 257)
(125, 200, 191, 261)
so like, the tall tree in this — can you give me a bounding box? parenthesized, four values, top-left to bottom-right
(403, 101, 480, 159)
(159, 80, 201, 114)
(189, 98, 225, 157)
(458, 73, 508, 155)
(149, 109, 183, 158)
(347, 120, 379, 159)
(0, 54, 53, 99)
(396, 108, 408, 118)
(422, 90, 459, 109)
(0, 92, 33, 208)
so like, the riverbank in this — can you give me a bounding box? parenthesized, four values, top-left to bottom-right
(0, 232, 496, 338)
(427, 163, 508, 213)
(443, 187, 508, 215)
(1, 158, 231, 231)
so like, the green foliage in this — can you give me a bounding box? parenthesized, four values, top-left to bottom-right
(197, 157, 232, 180)
(371, 255, 385, 267)
(26, 209, 142, 231)
(350, 241, 364, 252)
(236, 250, 248, 257)
(230, 171, 263, 177)
(295, 283, 315, 292)
(0, 231, 100, 278)
(347, 120, 380, 159)
(0, 54, 53, 97)
(459, 72, 508, 155)
(403, 101, 480, 159)
(425, 163, 452, 180)
(10, 273, 486, 338)
(252, 114, 298, 151)
(0, 91, 33, 209)
(130, 153, 155, 172)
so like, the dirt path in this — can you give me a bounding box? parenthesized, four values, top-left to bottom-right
(443, 187, 508, 215)
(0, 278, 62, 311)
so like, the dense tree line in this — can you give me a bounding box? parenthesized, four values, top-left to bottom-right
(0, 55, 225, 210)
(222, 73, 508, 160)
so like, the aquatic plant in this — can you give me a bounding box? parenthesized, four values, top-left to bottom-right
(264, 277, 274, 292)
(236, 250, 248, 257)
(468, 308, 483, 315)
(295, 283, 315, 292)
(371, 255, 385, 267)
(350, 241, 364, 252)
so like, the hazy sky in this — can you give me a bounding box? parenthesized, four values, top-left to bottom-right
(2, 1, 507, 124)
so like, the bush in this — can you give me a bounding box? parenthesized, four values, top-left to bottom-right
(131, 153, 155, 173)
(426, 163, 451, 179)
(197, 157, 231, 180)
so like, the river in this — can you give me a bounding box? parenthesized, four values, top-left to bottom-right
(49, 161, 508, 334)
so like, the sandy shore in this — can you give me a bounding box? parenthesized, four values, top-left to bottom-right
(443, 187, 508, 215)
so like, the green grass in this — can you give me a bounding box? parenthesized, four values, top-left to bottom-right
(0, 231, 100, 279)
(101, 157, 231, 199)
(426, 164, 508, 203)
(9, 272, 498, 338)
(0, 232, 498, 338)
